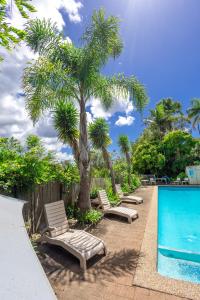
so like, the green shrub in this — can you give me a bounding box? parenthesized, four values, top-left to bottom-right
(177, 172, 186, 180)
(66, 204, 102, 225)
(121, 174, 141, 193)
(107, 187, 120, 206)
(66, 204, 78, 219)
(121, 182, 131, 193)
(90, 187, 98, 199)
(77, 209, 103, 225)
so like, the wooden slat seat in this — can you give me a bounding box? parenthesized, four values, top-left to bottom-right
(115, 184, 143, 204)
(98, 190, 138, 223)
(40, 200, 107, 271)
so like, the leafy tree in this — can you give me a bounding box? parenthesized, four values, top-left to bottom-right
(191, 140, 200, 165)
(132, 141, 165, 175)
(118, 135, 132, 186)
(0, 0, 36, 61)
(0, 135, 79, 195)
(187, 98, 200, 134)
(161, 130, 197, 176)
(89, 118, 117, 194)
(23, 9, 148, 211)
(144, 98, 189, 138)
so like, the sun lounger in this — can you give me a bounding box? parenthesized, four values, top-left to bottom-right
(98, 190, 138, 223)
(39, 200, 107, 271)
(115, 184, 143, 204)
(149, 177, 156, 185)
(173, 177, 181, 185)
(182, 178, 189, 185)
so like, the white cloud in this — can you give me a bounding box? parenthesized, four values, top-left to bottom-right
(88, 95, 136, 127)
(115, 116, 135, 127)
(89, 96, 134, 120)
(55, 151, 74, 162)
(8, 0, 83, 30)
(0, 0, 83, 161)
(86, 112, 94, 124)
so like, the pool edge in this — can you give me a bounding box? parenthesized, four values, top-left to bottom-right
(133, 186, 200, 300)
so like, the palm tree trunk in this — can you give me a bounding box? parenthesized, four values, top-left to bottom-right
(125, 151, 132, 187)
(72, 140, 80, 169)
(102, 146, 117, 194)
(77, 95, 91, 212)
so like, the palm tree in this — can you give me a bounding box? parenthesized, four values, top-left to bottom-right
(89, 118, 117, 194)
(187, 99, 200, 134)
(23, 9, 148, 211)
(144, 98, 189, 137)
(118, 135, 132, 186)
(53, 101, 80, 167)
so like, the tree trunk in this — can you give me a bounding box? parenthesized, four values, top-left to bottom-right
(125, 151, 132, 187)
(72, 139, 80, 169)
(77, 95, 91, 212)
(102, 146, 117, 194)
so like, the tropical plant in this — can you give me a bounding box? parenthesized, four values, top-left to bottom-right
(77, 209, 103, 225)
(53, 101, 80, 166)
(118, 135, 132, 186)
(23, 9, 148, 211)
(187, 98, 200, 134)
(89, 118, 117, 194)
(144, 98, 189, 137)
(0, 0, 36, 61)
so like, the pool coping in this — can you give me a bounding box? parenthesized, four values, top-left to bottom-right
(133, 186, 200, 300)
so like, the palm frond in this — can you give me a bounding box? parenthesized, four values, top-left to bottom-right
(108, 74, 149, 112)
(23, 57, 78, 123)
(82, 8, 123, 66)
(25, 18, 61, 54)
(118, 135, 130, 154)
(89, 118, 111, 149)
(53, 101, 79, 145)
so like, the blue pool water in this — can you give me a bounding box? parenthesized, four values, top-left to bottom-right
(158, 186, 200, 283)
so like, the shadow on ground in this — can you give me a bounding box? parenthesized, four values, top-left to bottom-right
(38, 243, 143, 286)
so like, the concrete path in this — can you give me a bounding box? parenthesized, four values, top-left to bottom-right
(38, 187, 189, 300)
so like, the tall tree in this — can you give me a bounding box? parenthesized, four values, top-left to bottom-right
(0, 0, 36, 61)
(23, 9, 148, 211)
(118, 135, 132, 186)
(89, 118, 117, 194)
(187, 99, 200, 134)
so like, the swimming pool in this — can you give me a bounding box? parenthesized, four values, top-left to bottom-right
(158, 186, 200, 283)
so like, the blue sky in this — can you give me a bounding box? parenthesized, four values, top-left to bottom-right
(62, 0, 200, 150)
(0, 0, 199, 160)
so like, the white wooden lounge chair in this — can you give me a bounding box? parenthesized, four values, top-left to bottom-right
(149, 177, 156, 185)
(173, 177, 181, 185)
(98, 190, 138, 223)
(182, 177, 189, 185)
(115, 184, 143, 204)
(39, 200, 107, 271)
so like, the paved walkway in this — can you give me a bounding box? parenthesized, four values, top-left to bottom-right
(38, 187, 189, 300)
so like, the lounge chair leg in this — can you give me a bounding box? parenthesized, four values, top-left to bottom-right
(128, 217, 132, 223)
(104, 245, 108, 256)
(80, 258, 87, 272)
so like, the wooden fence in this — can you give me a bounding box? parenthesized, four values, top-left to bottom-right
(18, 182, 79, 233)
(17, 178, 106, 234)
